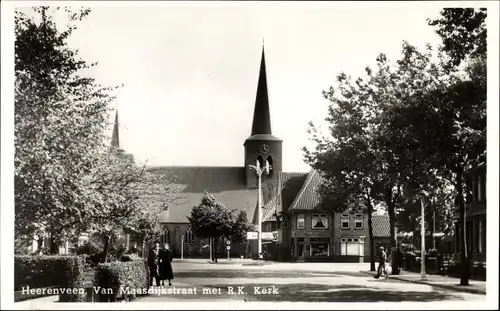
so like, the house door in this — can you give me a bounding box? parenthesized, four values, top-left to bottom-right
(296, 237, 306, 260)
(298, 243, 305, 259)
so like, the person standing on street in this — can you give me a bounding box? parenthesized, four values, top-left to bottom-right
(148, 241, 161, 287)
(159, 243, 174, 286)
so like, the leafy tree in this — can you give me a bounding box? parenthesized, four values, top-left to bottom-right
(188, 192, 236, 263)
(396, 178, 457, 248)
(428, 8, 486, 68)
(304, 41, 449, 273)
(14, 6, 118, 251)
(388, 9, 487, 285)
(14, 7, 180, 259)
(87, 154, 179, 261)
(231, 211, 254, 242)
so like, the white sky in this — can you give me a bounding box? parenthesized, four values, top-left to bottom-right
(14, 3, 453, 172)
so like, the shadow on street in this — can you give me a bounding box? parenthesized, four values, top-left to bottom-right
(174, 270, 343, 279)
(205, 282, 464, 302)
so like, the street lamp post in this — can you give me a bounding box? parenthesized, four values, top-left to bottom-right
(418, 190, 429, 281)
(249, 160, 271, 255)
(181, 235, 184, 259)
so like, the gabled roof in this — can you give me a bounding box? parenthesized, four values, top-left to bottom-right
(148, 166, 260, 224)
(289, 169, 325, 211)
(372, 215, 391, 237)
(262, 171, 309, 222)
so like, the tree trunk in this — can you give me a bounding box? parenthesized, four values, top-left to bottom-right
(142, 239, 146, 258)
(367, 205, 376, 271)
(213, 237, 219, 263)
(103, 235, 110, 263)
(387, 201, 399, 274)
(457, 169, 470, 285)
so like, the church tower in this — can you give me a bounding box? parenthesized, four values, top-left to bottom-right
(244, 46, 283, 189)
(111, 109, 121, 149)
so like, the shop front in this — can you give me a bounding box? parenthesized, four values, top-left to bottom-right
(291, 237, 332, 262)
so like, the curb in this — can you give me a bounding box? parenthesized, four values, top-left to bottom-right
(359, 271, 486, 295)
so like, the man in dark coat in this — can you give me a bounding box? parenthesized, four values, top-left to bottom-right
(159, 243, 174, 286)
(148, 241, 161, 287)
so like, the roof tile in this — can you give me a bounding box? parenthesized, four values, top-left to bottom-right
(372, 215, 391, 237)
(289, 170, 325, 211)
(148, 166, 259, 223)
(262, 171, 308, 222)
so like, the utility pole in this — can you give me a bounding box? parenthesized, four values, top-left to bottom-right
(181, 235, 184, 259)
(433, 208, 436, 250)
(249, 160, 271, 255)
(418, 190, 429, 281)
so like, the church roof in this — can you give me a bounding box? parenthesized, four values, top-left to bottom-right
(245, 134, 282, 142)
(249, 46, 275, 138)
(148, 166, 261, 224)
(111, 110, 120, 148)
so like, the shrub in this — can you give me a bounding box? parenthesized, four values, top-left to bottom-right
(120, 253, 141, 262)
(15, 255, 86, 302)
(94, 259, 149, 302)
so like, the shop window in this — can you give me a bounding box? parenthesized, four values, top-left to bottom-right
(297, 214, 305, 229)
(309, 238, 330, 256)
(340, 237, 365, 256)
(312, 214, 328, 229)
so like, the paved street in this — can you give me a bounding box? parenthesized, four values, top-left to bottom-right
(137, 260, 486, 303)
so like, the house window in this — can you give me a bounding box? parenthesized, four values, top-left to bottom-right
(355, 214, 363, 229)
(341, 214, 349, 229)
(340, 237, 365, 256)
(297, 214, 305, 229)
(309, 238, 330, 256)
(312, 214, 328, 229)
(185, 227, 194, 244)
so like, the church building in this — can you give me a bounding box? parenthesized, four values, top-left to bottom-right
(113, 47, 390, 261)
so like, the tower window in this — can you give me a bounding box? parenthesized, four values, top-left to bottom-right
(256, 155, 264, 170)
(266, 155, 273, 175)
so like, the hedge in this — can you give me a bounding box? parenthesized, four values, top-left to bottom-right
(94, 259, 149, 302)
(14, 255, 86, 302)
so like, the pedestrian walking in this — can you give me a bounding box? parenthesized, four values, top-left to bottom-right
(375, 246, 388, 279)
(148, 241, 161, 287)
(159, 243, 174, 286)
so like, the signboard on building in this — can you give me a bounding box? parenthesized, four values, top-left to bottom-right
(246, 231, 279, 241)
(247, 232, 258, 240)
(262, 232, 278, 240)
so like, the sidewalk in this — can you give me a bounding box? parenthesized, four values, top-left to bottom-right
(360, 270, 486, 295)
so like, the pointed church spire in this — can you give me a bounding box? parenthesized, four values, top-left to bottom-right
(111, 109, 120, 148)
(251, 46, 272, 136)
